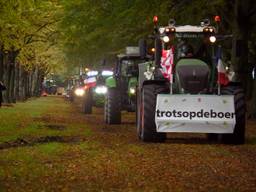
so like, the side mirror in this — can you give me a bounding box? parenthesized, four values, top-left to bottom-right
(139, 39, 147, 59)
(155, 37, 162, 67)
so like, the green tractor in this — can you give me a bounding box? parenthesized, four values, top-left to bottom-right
(104, 47, 148, 124)
(136, 17, 245, 144)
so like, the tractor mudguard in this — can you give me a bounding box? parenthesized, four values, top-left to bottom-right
(138, 61, 154, 88)
(105, 76, 117, 88)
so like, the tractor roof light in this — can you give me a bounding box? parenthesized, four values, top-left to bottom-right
(214, 15, 221, 23)
(209, 36, 216, 43)
(87, 70, 98, 77)
(163, 36, 170, 43)
(203, 27, 215, 33)
(153, 15, 158, 24)
(165, 27, 175, 33)
(170, 28, 175, 32)
(101, 70, 113, 76)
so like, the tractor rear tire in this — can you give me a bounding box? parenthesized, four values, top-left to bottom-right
(84, 89, 93, 114)
(136, 86, 141, 139)
(139, 84, 167, 142)
(105, 88, 121, 124)
(220, 86, 246, 144)
(104, 96, 108, 123)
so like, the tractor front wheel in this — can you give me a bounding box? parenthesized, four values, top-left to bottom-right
(221, 86, 246, 144)
(138, 84, 167, 142)
(105, 88, 121, 124)
(84, 89, 93, 114)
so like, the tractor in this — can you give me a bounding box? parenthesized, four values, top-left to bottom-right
(104, 47, 148, 124)
(83, 70, 113, 114)
(136, 16, 246, 144)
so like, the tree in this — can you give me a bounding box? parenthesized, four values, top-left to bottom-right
(0, 0, 63, 102)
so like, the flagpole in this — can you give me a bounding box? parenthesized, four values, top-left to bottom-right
(170, 47, 174, 94)
(217, 45, 221, 95)
(217, 77, 221, 95)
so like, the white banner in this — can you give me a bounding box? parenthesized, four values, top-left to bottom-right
(155, 94, 236, 133)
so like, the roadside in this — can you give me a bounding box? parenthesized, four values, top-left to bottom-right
(0, 96, 256, 191)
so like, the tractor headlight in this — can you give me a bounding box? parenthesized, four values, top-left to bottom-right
(75, 88, 85, 96)
(95, 86, 107, 94)
(129, 87, 136, 95)
(209, 36, 216, 43)
(163, 36, 170, 43)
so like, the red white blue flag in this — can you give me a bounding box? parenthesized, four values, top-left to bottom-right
(160, 48, 174, 83)
(216, 47, 229, 86)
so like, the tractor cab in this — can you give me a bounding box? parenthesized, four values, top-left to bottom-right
(104, 47, 148, 124)
(156, 22, 218, 94)
(117, 55, 140, 77)
(116, 54, 141, 98)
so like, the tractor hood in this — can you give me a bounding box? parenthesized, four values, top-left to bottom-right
(105, 76, 116, 88)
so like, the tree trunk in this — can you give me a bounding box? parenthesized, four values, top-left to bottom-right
(28, 72, 32, 97)
(231, 0, 250, 95)
(4, 50, 18, 103)
(33, 66, 40, 97)
(2, 52, 8, 103)
(9, 62, 16, 103)
(25, 72, 30, 99)
(15, 62, 20, 101)
(19, 67, 26, 101)
(0, 47, 4, 82)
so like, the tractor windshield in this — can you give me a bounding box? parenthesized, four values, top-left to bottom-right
(160, 25, 217, 65)
(120, 58, 140, 77)
(162, 35, 213, 65)
(175, 37, 212, 63)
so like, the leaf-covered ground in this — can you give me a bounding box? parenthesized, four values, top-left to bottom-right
(0, 96, 256, 191)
